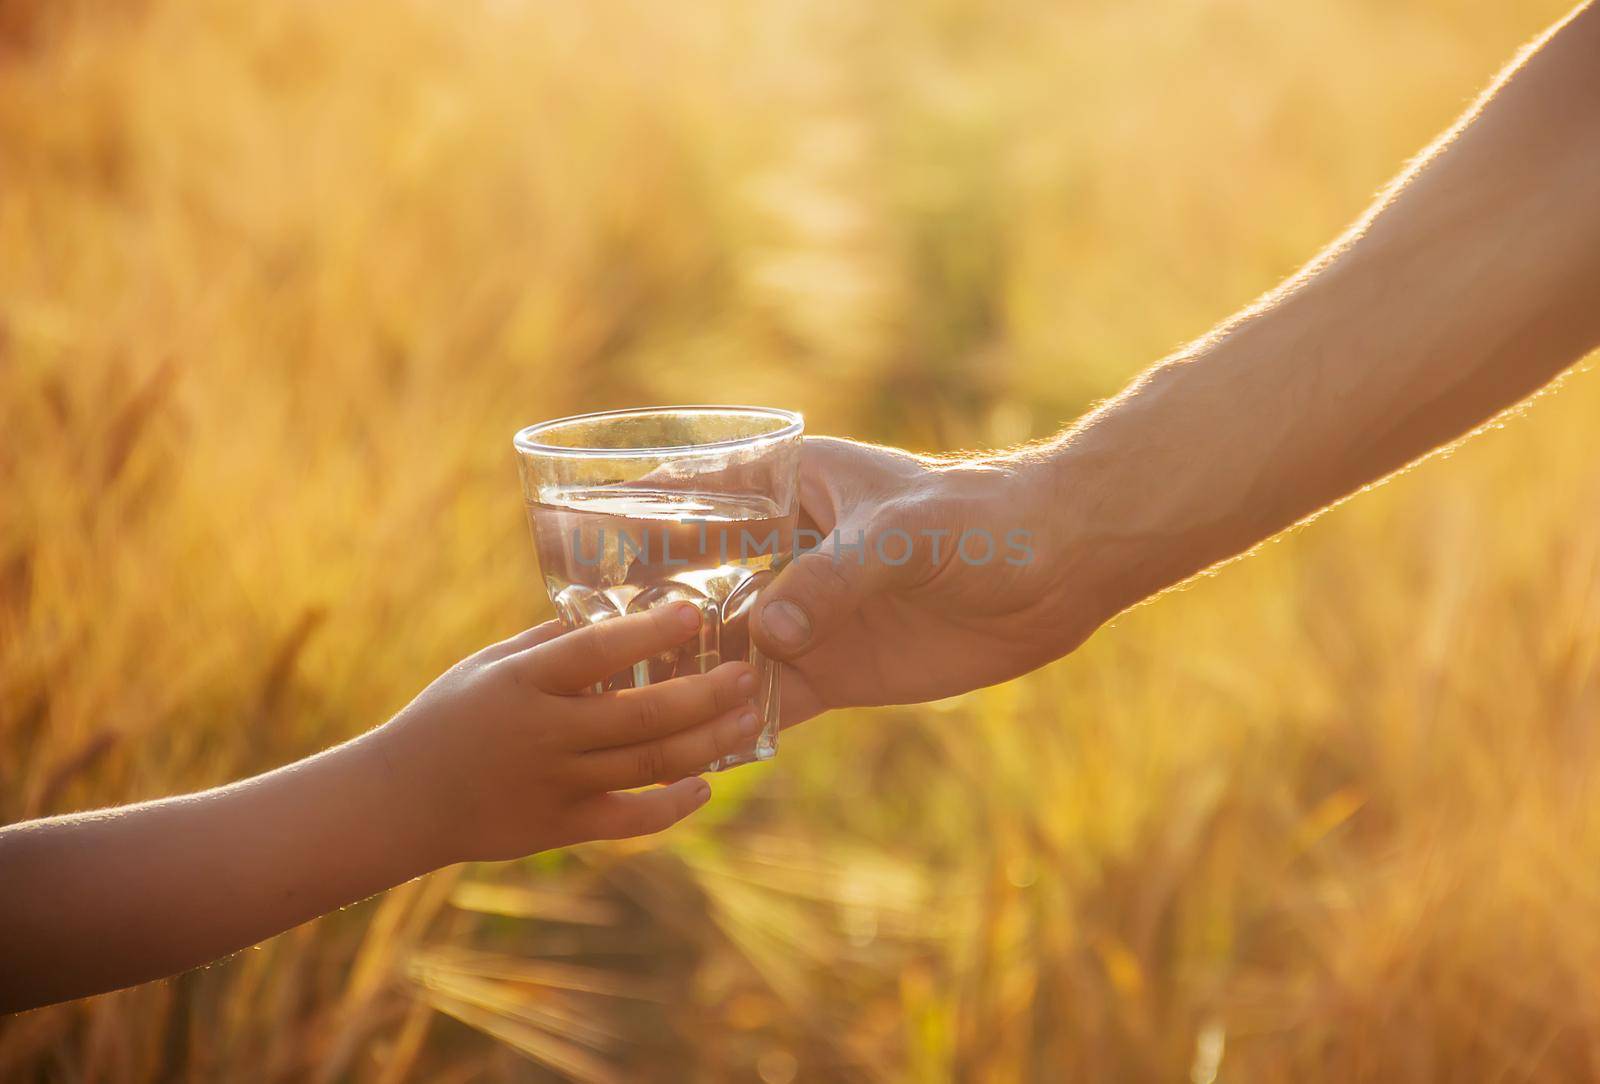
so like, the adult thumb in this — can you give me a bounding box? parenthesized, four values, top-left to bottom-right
(751, 525, 891, 660)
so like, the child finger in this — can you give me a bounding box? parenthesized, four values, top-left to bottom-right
(469, 621, 565, 666)
(579, 703, 760, 791)
(566, 777, 712, 842)
(513, 604, 703, 694)
(569, 662, 757, 751)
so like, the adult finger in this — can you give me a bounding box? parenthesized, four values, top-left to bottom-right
(749, 437, 938, 661)
(751, 521, 901, 660)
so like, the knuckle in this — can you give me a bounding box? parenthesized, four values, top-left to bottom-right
(490, 658, 529, 691)
(657, 742, 692, 782)
(796, 550, 856, 598)
(591, 621, 623, 662)
(634, 743, 667, 784)
(635, 692, 667, 736)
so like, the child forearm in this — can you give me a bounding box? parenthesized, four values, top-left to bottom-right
(0, 725, 433, 1014)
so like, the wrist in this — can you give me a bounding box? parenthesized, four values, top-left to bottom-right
(363, 718, 464, 874)
(1023, 437, 1142, 632)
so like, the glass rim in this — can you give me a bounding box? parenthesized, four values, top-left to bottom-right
(513, 405, 804, 460)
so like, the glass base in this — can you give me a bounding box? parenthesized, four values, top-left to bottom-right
(706, 712, 778, 772)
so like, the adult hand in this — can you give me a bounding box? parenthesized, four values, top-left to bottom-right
(752, 437, 1103, 724)
(758, 6, 1600, 725)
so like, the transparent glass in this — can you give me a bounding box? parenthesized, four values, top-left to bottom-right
(514, 406, 803, 770)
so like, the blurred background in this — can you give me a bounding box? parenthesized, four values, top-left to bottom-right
(2, 0, 1597, 1079)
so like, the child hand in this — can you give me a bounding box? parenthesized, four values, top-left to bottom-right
(0, 602, 758, 1012)
(379, 602, 759, 864)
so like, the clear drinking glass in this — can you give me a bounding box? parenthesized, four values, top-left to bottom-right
(514, 406, 804, 770)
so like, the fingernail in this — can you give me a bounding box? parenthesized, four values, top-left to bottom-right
(737, 711, 759, 736)
(736, 669, 758, 697)
(676, 604, 701, 632)
(693, 779, 712, 803)
(760, 600, 811, 651)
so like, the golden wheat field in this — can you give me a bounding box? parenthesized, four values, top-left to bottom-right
(3, 0, 1599, 1079)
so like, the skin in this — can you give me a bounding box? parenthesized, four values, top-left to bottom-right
(7, 0, 1598, 1022)
(0, 603, 759, 1014)
(754, 0, 1600, 725)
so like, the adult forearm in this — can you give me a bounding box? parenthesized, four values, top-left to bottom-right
(1049, 2, 1600, 621)
(0, 726, 433, 1013)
